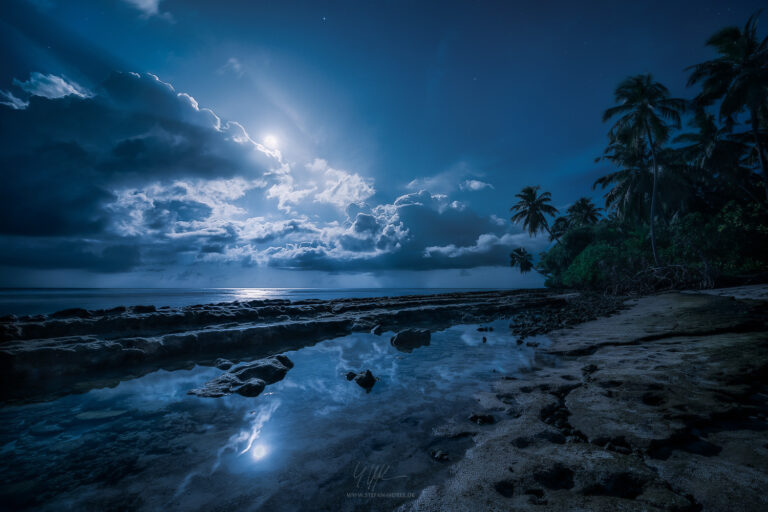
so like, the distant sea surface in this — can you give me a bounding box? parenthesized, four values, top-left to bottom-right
(0, 288, 500, 316)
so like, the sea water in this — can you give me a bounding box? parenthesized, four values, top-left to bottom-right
(0, 288, 495, 316)
(0, 318, 553, 511)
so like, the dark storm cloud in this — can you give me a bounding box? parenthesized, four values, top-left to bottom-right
(0, 70, 277, 272)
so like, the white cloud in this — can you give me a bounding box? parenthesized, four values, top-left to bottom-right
(313, 162, 375, 209)
(0, 90, 27, 110)
(122, 0, 173, 20)
(305, 158, 328, 172)
(460, 179, 494, 191)
(13, 72, 91, 100)
(266, 175, 316, 212)
(424, 232, 534, 258)
(219, 57, 244, 77)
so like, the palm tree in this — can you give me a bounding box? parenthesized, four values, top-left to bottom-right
(510, 186, 559, 239)
(673, 108, 759, 203)
(549, 216, 570, 242)
(594, 135, 653, 220)
(509, 247, 534, 274)
(603, 74, 686, 265)
(566, 197, 602, 226)
(687, 11, 768, 200)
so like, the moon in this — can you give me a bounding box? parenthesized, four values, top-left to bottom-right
(264, 135, 278, 148)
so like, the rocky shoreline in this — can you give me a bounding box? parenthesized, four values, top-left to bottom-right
(0, 289, 624, 403)
(402, 286, 768, 512)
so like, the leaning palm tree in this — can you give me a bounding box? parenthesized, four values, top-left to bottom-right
(549, 216, 570, 242)
(509, 247, 534, 274)
(603, 74, 686, 265)
(510, 186, 559, 239)
(687, 11, 768, 200)
(566, 197, 602, 226)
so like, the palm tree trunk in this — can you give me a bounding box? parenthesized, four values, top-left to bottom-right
(749, 108, 768, 202)
(645, 125, 660, 266)
(544, 225, 560, 244)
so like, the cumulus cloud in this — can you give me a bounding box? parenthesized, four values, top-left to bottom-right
(0, 71, 530, 280)
(460, 179, 494, 191)
(314, 167, 375, 209)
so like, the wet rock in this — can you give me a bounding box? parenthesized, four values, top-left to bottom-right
(348, 369, 377, 392)
(235, 379, 266, 397)
(390, 328, 431, 352)
(371, 324, 383, 335)
(131, 305, 156, 314)
(189, 354, 293, 398)
(468, 413, 495, 425)
(215, 358, 233, 370)
(50, 308, 92, 319)
(430, 449, 450, 462)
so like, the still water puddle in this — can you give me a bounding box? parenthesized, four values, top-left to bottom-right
(0, 318, 551, 511)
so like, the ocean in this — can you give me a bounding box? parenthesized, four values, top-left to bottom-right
(0, 287, 499, 316)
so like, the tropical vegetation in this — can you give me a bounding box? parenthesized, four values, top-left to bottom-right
(509, 11, 768, 293)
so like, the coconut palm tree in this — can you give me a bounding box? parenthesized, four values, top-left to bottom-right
(509, 247, 534, 274)
(673, 108, 759, 203)
(510, 186, 559, 239)
(566, 197, 602, 226)
(595, 129, 653, 220)
(603, 74, 686, 265)
(549, 216, 570, 242)
(687, 11, 768, 200)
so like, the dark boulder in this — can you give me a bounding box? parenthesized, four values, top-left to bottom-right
(347, 369, 377, 392)
(189, 354, 293, 398)
(50, 308, 92, 319)
(390, 328, 431, 353)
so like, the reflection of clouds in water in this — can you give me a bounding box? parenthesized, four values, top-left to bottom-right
(175, 399, 280, 497)
(88, 366, 221, 411)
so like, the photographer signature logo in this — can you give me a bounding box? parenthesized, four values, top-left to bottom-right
(346, 461, 415, 499)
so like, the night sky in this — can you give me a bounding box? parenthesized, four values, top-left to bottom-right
(0, 0, 763, 288)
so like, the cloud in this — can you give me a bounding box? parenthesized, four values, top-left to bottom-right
(460, 179, 494, 191)
(406, 162, 493, 195)
(13, 72, 91, 99)
(219, 57, 244, 77)
(0, 71, 280, 272)
(121, 0, 173, 20)
(314, 168, 375, 209)
(0, 90, 28, 110)
(257, 190, 528, 271)
(0, 71, 531, 280)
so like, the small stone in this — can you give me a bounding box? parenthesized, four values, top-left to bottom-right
(350, 369, 377, 392)
(431, 449, 449, 462)
(468, 413, 495, 425)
